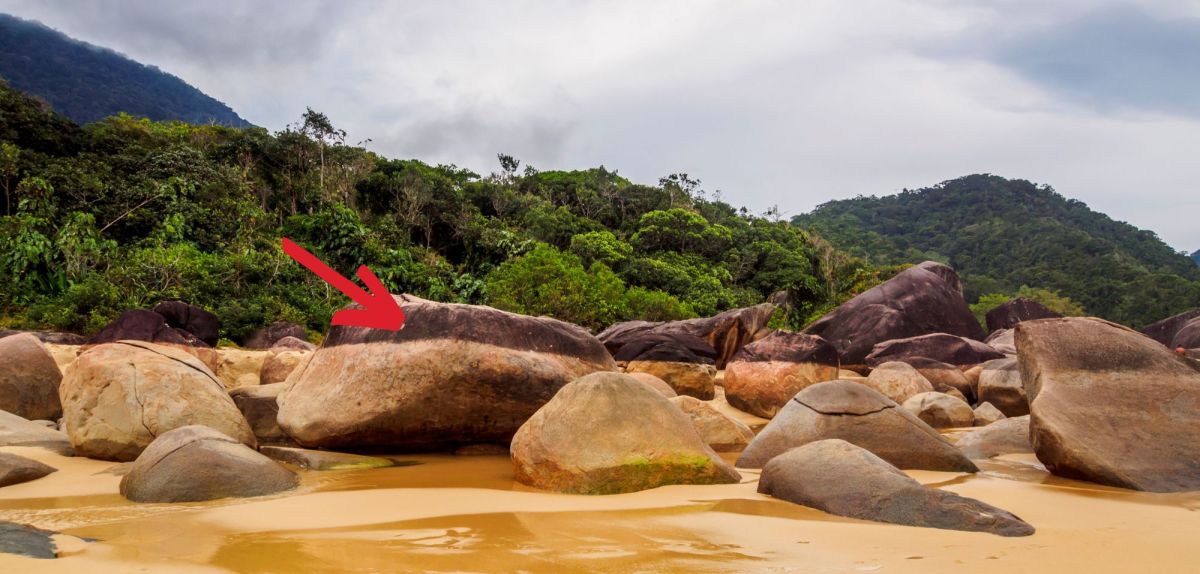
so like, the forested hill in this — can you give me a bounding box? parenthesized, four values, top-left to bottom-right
(1192, 250, 1200, 265)
(0, 14, 251, 127)
(793, 174, 1200, 328)
(0, 81, 878, 343)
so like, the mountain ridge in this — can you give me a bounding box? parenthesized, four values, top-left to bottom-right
(0, 13, 251, 127)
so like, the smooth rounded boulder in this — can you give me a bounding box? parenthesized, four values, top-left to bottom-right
(972, 402, 1006, 426)
(1017, 317, 1200, 492)
(88, 309, 205, 347)
(985, 297, 1061, 334)
(865, 333, 1005, 367)
(60, 341, 256, 461)
(956, 416, 1032, 459)
(120, 425, 297, 502)
(0, 333, 63, 421)
(902, 392, 974, 429)
(669, 395, 755, 452)
(860, 362, 933, 404)
(151, 301, 221, 347)
(737, 380, 976, 472)
(598, 304, 776, 368)
(802, 262, 983, 366)
(511, 372, 740, 494)
(0, 452, 56, 488)
(0, 410, 72, 455)
(1171, 318, 1200, 350)
(722, 332, 840, 418)
(619, 333, 718, 399)
(984, 328, 1016, 355)
(626, 372, 677, 398)
(759, 439, 1033, 537)
(278, 296, 616, 450)
(1139, 308, 1200, 346)
(904, 357, 975, 403)
(977, 357, 1028, 417)
(244, 321, 309, 349)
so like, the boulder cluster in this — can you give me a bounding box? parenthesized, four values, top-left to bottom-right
(3, 261, 1199, 548)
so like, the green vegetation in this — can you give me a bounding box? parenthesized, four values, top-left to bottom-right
(0, 83, 870, 340)
(794, 174, 1200, 328)
(968, 286, 1086, 329)
(0, 14, 250, 127)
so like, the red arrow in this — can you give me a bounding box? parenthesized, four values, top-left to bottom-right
(281, 238, 405, 331)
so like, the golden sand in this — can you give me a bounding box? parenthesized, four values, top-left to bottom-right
(2, 442, 1199, 573)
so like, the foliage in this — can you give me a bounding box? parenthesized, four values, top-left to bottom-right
(794, 174, 1200, 327)
(0, 82, 862, 340)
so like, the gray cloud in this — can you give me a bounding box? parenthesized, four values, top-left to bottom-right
(992, 5, 1200, 117)
(0, 0, 1197, 251)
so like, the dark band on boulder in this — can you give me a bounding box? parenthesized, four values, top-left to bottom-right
(322, 296, 614, 364)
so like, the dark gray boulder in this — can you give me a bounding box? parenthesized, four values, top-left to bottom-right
(985, 298, 1061, 334)
(120, 425, 298, 502)
(0, 452, 56, 488)
(736, 380, 977, 472)
(803, 262, 983, 366)
(758, 439, 1034, 536)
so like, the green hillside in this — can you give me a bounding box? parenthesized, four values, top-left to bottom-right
(0, 82, 875, 341)
(793, 174, 1200, 327)
(0, 14, 251, 127)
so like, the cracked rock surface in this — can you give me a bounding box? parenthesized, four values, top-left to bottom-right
(736, 380, 977, 472)
(59, 341, 255, 461)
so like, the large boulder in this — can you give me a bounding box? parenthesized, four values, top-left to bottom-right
(60, 341, 256, 461)
(278, 296, 616, 450)
(903, 356, 975, 403)
(0, 333, 62, 421)
(956, 416, 1032, 459)
(977, 357, 1028, 417)
(736, 380, 977, 472)
(260, 349, 310, 386)
(88, 309, 205, 347)
(212, 348, 270, 389)
(120, 425, 297, 502)
(860, 362, 933, 404)
(244, 321, 309, 349)
(626, 372, 677, 398)
(270, 336, 316, 352)
(0, 452, 56, 488)
(759, 439, 1033, 537)
(669, 395, 755, 452)
(510, 372, 740, 494)
(1017, 317, 1200, 492)
(803, 262, 983, 366)
(985, 297, 1061, 334)
(865, 333, 1005, 367)
(901, 392, 974, 429)
(0, 410, 72, 455)
(722, 332, 840, 418)
(0, 330, 86, 345)
(618, 333, 718, 399)
(1171, 317, 1200, 350)
(1139, 308, 1200, 346)
(229, 383, 290, 444)
(984, 328, 1016, 355)
(972, 402, 1006, 426)
(151, 301, 221, 347)
(598, 304, 776, 368)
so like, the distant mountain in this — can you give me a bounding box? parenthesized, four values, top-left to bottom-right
(792, 174, 1200, 328)
(0, 13, 251, 127)
(1192, 250, 1200, 265)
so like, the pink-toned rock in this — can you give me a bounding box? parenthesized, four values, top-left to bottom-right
(723, 332, 840, 418)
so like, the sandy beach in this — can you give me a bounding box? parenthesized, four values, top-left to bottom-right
(3, 442, 1198, 573)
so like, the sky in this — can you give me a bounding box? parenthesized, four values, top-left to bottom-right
(1, 0, 1198, 252)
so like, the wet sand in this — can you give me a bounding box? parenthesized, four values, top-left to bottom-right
(3, 442, 1200, 573)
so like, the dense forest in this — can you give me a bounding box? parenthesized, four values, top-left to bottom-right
(0, 82, 882, 343)
(794, 174, 1200, 328)
(0, 14, 250, 128)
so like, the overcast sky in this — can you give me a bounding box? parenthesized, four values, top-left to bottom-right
(2, 0, 1198, 251)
